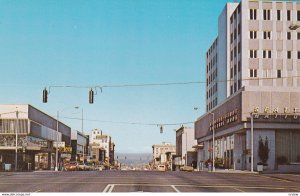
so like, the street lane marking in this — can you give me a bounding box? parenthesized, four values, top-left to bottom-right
(103, 184, 114, 193)
(257, 175, 291, 182)
(103, 184, 112, 192)
(232, 187, 245, 192)
(108, 185, 114, 193)
(170, 185, 180, 193)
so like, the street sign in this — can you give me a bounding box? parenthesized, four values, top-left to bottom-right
(54, 141, 65, 148)
(62, 147, 72, 153)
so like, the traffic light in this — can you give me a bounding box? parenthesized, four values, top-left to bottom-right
(89, 89, 94, 104)
(160, 125, 163, 134)
(42, 88, 48, 103)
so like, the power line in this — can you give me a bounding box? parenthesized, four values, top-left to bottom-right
(60, 116, 194, 126)
(46, 75, 300, 89)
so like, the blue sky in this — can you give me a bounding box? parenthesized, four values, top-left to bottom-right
(0, 0, 229, 153)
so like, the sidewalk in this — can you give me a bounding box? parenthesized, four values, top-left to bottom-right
(199, 168, 259, 174)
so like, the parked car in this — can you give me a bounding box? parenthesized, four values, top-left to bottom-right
(65, 161, 78, 171)
(95, 165, 104, 171)
(180, 165, 194, 172)
(156, 165, 166, 172)
(77, 164, 90, 171)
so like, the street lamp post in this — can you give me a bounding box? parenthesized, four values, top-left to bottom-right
(81, 108, 84, 165)
(55, 110, 60, 171)
(185, 130, 187, 166)
(55, 106, 78, 171)
(208, 112, 215, 172)
(250, 113, 254, 173)
(15, 110, 19, 171)
(289, 24, 300, 30)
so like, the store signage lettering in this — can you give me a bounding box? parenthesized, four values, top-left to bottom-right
(209, 109, 239, 131)
(26, 136, 48, 148)
(252, 106, 299, 119)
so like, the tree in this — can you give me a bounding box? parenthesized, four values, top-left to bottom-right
(258, 136, 270, 165)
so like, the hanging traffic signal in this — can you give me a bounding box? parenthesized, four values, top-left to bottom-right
(89, 89, 94, 104)
(42, 88, 48, 103)
(160, 125, 163, 134)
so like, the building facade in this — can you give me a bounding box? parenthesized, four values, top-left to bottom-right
(0, 104, 71, 171)
(90, 129, 114, 166)
(152, 142, 176, 170)
(174, 127, 197, 167)
(71, 130, 89, 162)
(196, 0, 300, 172)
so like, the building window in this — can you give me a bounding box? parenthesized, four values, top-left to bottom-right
(234, 29, 237, 40)
(230, 33, 233, 43)
(298, 51, 300, 59)
(287, 32, 292, 40)
(234, 46, 237, 57)
(298, 10, 300, 21)
(277, 70, 282, 78)
(287, 10, 291, 21)
(298, 32, 300, 40)
(250, 50, 257, 58)
(250, 9, 257, 20)
(263, 31, 271, 39)
(250, 69, 257, 78)
(277, 10, 281, 20)
(263, 10, 271, 20)
(287, 51, 292, 59)
(250, 31, 257, 39)
(263, 50, 271, 58)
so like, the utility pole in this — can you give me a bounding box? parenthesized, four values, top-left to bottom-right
(15, 111, 19, 171)
(251, 113, 254, 172)
(55, 111, 59, 171)
(81, 108, 84, 165)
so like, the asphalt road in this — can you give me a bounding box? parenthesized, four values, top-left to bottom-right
(0, 170, 299, 192)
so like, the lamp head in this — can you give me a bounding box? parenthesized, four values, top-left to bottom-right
(289, 24, 299, 30)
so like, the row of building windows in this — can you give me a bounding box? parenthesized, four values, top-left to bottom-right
(206, 39, 218, 58)
(230, 62, 241, 79)
(230, 80, 242, 95)
(249, 69, 283, 78)
(207, 55, 218, 73)
(250, 50, 300, 59)
(250, 31, 300, 40)
(230, 42, 242, 61)
(207, 68, 218, 86)
(207, 97, 218, 112)
(250, 9, 300, 21)
(207, 83, 218, 100)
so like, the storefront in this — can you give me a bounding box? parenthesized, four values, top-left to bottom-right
(195, 90, 300, 172)
(0, 104, 71, 171)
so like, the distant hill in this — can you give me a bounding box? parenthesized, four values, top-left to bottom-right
(115, 153, 152, 165)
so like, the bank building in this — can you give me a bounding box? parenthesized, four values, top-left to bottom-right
(195, 0, 300, 172)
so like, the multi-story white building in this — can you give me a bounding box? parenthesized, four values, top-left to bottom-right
(90, 129, 113, 164)
(196, 0, 300, 172)
(152, 142, 176, 167)
(174, 127, 197, 167)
